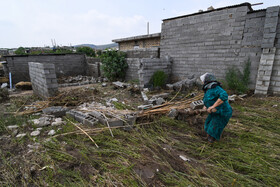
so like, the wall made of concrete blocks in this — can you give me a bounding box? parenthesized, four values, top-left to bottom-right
(124, 47, 160, 58)
(268, 48, 280, 94)
(138, 56, 172, 87)
(86, 57, 101, 78)
(161, 5, 251, 83)
(28, 62, 58, 98)
(5, 54, 86, 84)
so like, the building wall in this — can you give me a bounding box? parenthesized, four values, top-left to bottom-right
(5, 54, 86, 84)
(160, 5, 280, 94)
(161, 5, 251, 82)
(119, 37, 160, 51)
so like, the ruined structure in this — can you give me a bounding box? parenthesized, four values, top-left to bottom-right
(4, 53, 86, 84)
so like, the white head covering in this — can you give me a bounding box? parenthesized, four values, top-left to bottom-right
(200, 73, 209, 83)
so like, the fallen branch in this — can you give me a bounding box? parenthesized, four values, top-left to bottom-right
(65, 117, 99, 148)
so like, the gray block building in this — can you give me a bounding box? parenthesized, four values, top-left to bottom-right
(160, 3, 280, 95)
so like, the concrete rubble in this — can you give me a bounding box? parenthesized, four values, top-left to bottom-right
(42, 106, 70, 117)
(166, 75, 197, 91)
(112, 81, 131, 89)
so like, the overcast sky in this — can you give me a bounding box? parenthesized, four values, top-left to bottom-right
(0, 0, 278, 48)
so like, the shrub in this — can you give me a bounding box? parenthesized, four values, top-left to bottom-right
(225, 59, 251, 93)
(15, 47, 26, 55)
(150, 70, 168, 88)
(76, 46, 96, 57)
(100, 50, 127, 81)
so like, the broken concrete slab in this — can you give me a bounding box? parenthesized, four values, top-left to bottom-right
(42, 106, 70, 117)
(112, 81, 130, 88)
(16, 133, 27, 138)
(141, 91, 149, 103)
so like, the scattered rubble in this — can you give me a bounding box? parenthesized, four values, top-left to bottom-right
(166, 76, 197, 91)
(42, 106, 70, 117)
(112, 81, 131, 89)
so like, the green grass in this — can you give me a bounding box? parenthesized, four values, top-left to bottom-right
(0, 96, 279, 186)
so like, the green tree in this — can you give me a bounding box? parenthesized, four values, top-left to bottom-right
(76, 46, 96, 57)
(15, 47, 26, 55)
(100, 50, 127, 81)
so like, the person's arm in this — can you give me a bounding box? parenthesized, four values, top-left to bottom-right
(207, 98, 224, 113)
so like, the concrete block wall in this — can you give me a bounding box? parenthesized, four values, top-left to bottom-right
(138, 56, 172, 87)
(125, 58, 141, 81)
(124, 47, 159, 58)
(160, 5, 250, 82)
(255, 6, 280, 94)
(86, 57, 101, 78)
(28, 62, 58, 98)
(5, 54, 86, 84)
(240, 10, 266, 88)
(269, 49, 280, 94)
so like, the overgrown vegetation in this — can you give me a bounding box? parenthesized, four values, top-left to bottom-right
(0, 90, 279, 186)
(76, 46, 96, 57)
(225, 58, 251, 93)
(150, 70, 168, 89)
(100, 50, 127, 81)
(14, 47, 26, 55)
(0, 88, 9, 102)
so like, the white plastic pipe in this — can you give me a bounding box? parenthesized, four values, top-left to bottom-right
(9, 72, 12, 89)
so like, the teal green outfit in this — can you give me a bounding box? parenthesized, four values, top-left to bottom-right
(203, 86, 232, 140)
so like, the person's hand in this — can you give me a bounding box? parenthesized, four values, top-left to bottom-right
(203, 106, 207, 110)
(207, 106, 217, 113)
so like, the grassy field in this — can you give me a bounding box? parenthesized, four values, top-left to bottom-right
(0, 94, 279, 186)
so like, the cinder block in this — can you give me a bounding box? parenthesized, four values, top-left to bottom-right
(190, 100, 204, 110)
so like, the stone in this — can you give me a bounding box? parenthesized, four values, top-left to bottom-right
(156, 97, 165, 105)
(36, 128, 43, 131)
(179, 155, 191, 162)
(109, 98, 118, 102)
(42, 106, 69, 117)
(37, 117, 52, 127)
(151, 93, 170, 100)
(138, 104, 153, 110)
(166, 84, 174, 90)
(30, 130, 40, 136)
(16, 133, 27, 138)
(1, 83, 8, 88)
(112, 81, 130, 88)
(228, 95, 236, 103)
(48, 130, 56, 136)
(7, 125, 19, 130)
(51, 118, 65, 126)
(167, 108, 178, 118)
(102, 83, 107, 87)
(12, 129, 19, 137)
